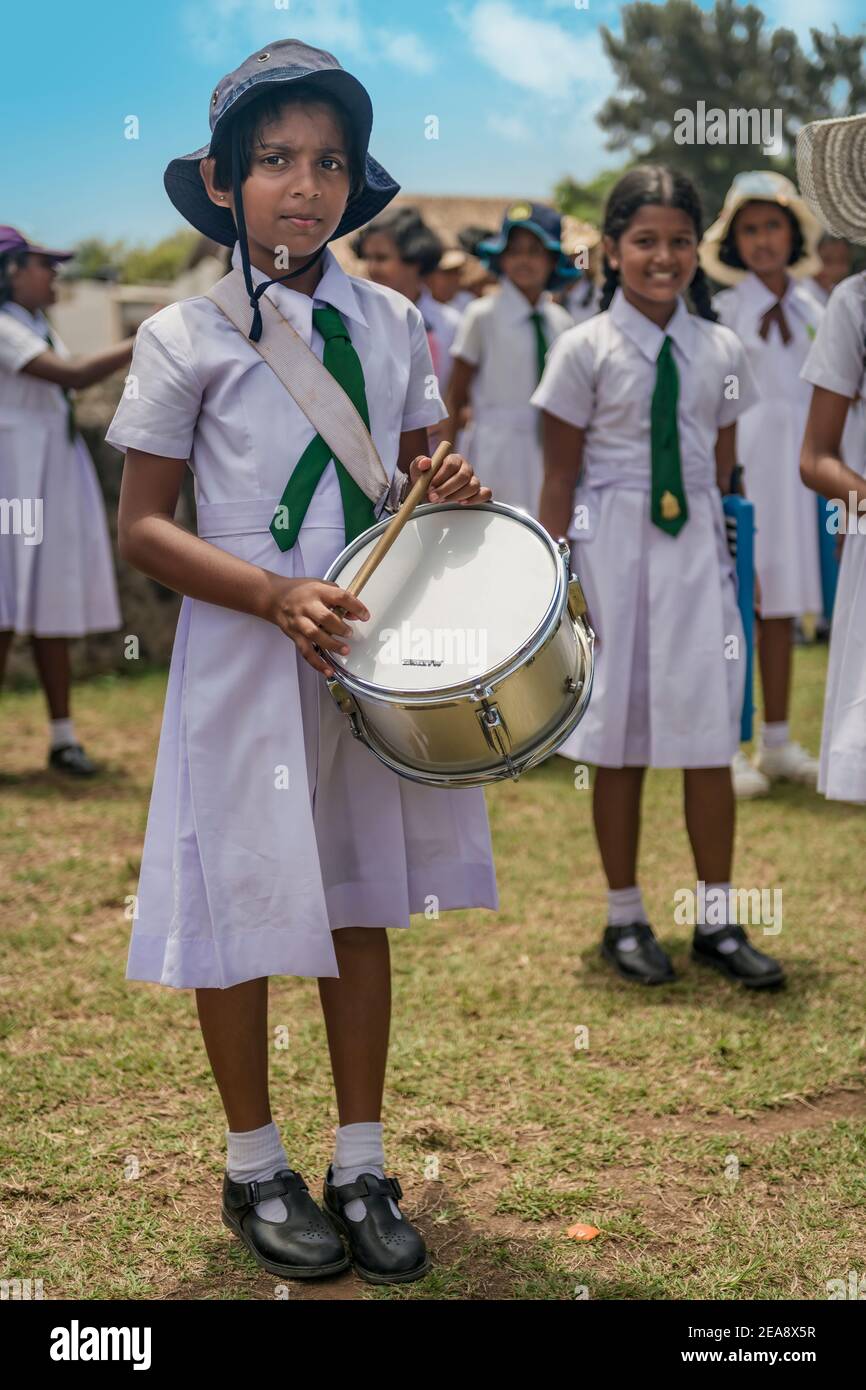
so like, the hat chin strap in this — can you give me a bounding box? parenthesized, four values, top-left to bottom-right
(231, 123, 328, 341)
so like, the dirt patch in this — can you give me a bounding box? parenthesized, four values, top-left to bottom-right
(622, 1084, 866, 1139)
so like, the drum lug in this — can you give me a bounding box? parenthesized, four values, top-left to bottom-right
(567, 576, 588, 620)
(326, 678, 364, 740)
(474, 698, 519, 780)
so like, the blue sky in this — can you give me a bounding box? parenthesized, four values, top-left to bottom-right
(2, 0, 862, 247)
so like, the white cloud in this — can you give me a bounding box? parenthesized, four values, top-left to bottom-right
(372, 29, 436, 75)
(451, 0, 603, 101)
(180, 0, 432, 74)
(486, 112, 532, 143)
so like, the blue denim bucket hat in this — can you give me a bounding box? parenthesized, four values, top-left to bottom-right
(163, 38, 400, 338)
(476, 201, 579, 289)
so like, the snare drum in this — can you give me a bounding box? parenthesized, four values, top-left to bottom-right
(322, 501, 594, 787)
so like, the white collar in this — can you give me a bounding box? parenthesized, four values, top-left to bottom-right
(609, 287, 695, 363)
(496, 275, 553, 324)
(1, 301, 50, 335)
(735, 270, 821, 326)
(229, 242, 368, 331)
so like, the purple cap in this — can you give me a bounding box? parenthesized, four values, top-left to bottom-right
(0, 226, 73, 262)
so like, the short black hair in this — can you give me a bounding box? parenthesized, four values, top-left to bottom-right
(0, 249, 30, 307)
(719, 201, 806, 271)
(351, 206, 443, 275)
(210, 83, 364, 202)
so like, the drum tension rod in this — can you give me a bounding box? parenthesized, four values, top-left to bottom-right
(472, 684, 519, 780)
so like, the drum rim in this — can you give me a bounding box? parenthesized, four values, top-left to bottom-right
(334, 618, 596, 788)
(321, 500, 568, 705)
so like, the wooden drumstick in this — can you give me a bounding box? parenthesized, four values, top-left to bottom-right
(341, 439, 453, 605)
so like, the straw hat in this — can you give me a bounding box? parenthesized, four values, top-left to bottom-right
(436, 248, 467, 272)
(796, 113, 866, 245)
(699, 170, 823, 287)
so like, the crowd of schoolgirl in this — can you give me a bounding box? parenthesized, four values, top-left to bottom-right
(2, 34, 864, 1284)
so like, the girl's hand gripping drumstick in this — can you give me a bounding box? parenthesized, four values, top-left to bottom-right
(342, 439, 453, 603)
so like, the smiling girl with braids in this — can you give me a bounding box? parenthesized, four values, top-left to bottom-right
(534, 165, 785, 990)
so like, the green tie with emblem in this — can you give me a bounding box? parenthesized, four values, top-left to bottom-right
(650, 335, 688, 536)
(529, 310, 548, 382)
(270, 306, 377, 551)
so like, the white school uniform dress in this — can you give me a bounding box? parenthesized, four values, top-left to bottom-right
(416, 287, 460, 398)
(450, 278, 573, 517)
(713, 272, 823, 618)
(801, 271, 866, 803)
(0, 303, 121, 636)
(449, 289, 474, 315)
(104, 242, 498, 990)
(531, 288, 758, 769)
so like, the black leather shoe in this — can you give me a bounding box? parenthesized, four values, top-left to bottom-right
(49, 743, 97, 776)
(221, 1168, 350, 1279)
(601, 922, 676, 984)
(692, 925, 786, 988)
(322, 1167, 431, 1285)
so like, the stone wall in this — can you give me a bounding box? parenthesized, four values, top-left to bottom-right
(4, 372, 192, 685)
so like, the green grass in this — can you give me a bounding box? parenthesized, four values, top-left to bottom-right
(1, 646, 864, 1301)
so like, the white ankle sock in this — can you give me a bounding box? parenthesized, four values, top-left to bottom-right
(50, 717, 76, 749)
(607, 886, 648, 947)
(695, 883, 740, 952)
(332, 1121, 401, 1222)
(762, 721, 789, 749)
(226, 1121, 292, 1222)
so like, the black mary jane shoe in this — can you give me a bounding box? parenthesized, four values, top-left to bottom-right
(601, 922, 677, 985)
(48, 742, 97, 777)
(222, 1168, 350, 1280)
(692, 924, 786, 989)
(322, 1166, 431, 1285)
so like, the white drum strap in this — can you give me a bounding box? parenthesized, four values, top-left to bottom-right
(205, 269, 391, 509)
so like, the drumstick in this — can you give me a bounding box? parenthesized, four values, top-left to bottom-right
(342, 439, 453, 603)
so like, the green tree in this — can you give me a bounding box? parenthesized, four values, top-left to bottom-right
(597, 0, 866, 216)
(67, 238, 127, 279)
(120, 230, 199, 285)
(554, 167, 630, 226)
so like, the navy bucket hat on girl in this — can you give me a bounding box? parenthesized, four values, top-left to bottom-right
(163, 38, 400, 338)
(476, 201, 580, 289)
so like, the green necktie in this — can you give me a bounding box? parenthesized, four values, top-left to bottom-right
(43, 326, 76, 442)
(270, 305, 377, 552)
(650, 335, 688, 536)
(529, 310, 548, 382)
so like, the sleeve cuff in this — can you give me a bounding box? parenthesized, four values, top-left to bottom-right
(401, 406, 448, 433)
(103, 425, 191, 459)
(799, 366, 860, 400)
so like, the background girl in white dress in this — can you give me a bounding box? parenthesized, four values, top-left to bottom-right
(702, 173, 826, 797)
(0, 227, 130, 775)
(107, 40, 497, 1287)
(533, 166, 785, 991)
(351, 205, 461, 400)
(445, 202, 576, 518)
(797, 111, 866, 804)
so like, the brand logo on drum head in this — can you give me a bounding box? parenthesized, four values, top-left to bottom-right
(378, 621, 489, 672)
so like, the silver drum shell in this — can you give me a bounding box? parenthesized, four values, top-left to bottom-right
(322, 502, 595, 788)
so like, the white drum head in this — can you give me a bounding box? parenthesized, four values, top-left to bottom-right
(326, 505, 559, 692)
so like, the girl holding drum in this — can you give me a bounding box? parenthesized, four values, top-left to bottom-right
(107, 39, 496, 1285)
(534, 166, 786, 989)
